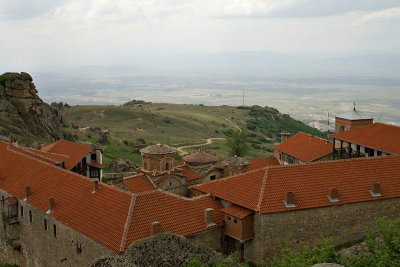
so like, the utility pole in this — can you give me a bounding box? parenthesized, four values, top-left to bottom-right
(242, 91, 245, 107)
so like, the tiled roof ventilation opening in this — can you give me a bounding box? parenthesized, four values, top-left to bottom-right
(151, 221, 162, 235)
(92, 181, 99, 193)
(327, 187, 340, 203)
(369, 182, 382, 197)
(284, 192, 297, 208)
(204, 208, 216, 227)
(47, 197, 55, 214)
(24, 186, 31, 201)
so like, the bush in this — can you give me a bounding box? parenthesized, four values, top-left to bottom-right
(270, 240, 339, 267)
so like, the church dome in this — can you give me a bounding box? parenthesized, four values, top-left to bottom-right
(140, 144, 176, 155)
(183, 150, 218, 166)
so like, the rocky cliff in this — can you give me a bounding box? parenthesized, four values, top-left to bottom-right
(0, 72, 62, 141)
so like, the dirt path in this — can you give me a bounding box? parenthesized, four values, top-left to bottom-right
(176, 137, 226, 156)
(224, 117, 241, 132)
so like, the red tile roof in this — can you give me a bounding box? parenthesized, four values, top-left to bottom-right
(41, 139, 93, 170)
(123, 191, 224, 250)
(123, 174, 156, 193)
(222, 204, 253, 219)
(249, 157, 280, 170)
(275, 132, 332, 162)
(0, 141, 224, 253)
(87, 161, 103, 169)
(176, 164, 201, 181)
(9, 145, 69, 165)
(331, 123, 400, 155)
(0, 141, 131, 253)
(192, 155, 400, 214)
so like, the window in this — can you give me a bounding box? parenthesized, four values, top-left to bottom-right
(53, 224, 57, 237)
(91, 153, 96, 160)
(1, 196, 4, 207)
(44, 218, 48, 230)
(166, 162, 169, 170)
(90, 169, 99, 178)
(210, 175, 216, 180)
(233, 218, 237, 224)
(76, 242, 82, 254)
(20, 206, 24, 218)
(377, 151, 382, 156)
(29, 210, 33, 223)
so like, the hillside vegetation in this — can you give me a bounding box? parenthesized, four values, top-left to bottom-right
(61, 101, 324, 171)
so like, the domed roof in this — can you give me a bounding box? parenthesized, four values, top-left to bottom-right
(140, 144, 176, 155)
(183, 150, 218, 165)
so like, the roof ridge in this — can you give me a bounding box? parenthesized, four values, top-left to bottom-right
(256, 169, 269, 212)
(41, 139, 62, 151)
(137, 188, 213, 202)
(191, 167, 265, 188)
(18, 146, 67, 163)
(265, 154, 400, 171)
(119, 194, 137, 252)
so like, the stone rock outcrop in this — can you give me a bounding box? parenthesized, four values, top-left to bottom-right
(0, 72, 62, 139)
(109, 158, 136, 173)
(91, 233, 231, 267)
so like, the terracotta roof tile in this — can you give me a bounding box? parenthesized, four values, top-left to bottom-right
(0, 141, 224, 253)
(0, 141, 131, 253)
(9, 145, 69, 165)
(249, 157, 280, 170)
(275, 132, 332, 162)
(41, 139, 93, 170)
(222, 204, 253, 219)
(124, 191, 224, 250)
(123, 174, 156, 193)
(331, 123, 400, 154)
(183, 151, 218, 165)
(87, 161, 103, 169)
(193, 155, 400, 214)
(175, 164, 201, 181)
(191, 169, 267, 210)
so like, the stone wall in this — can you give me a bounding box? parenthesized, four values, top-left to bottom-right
(188, 227, 223, 252)
(244, 197, 400, 265)
(0, 189, 115, 267)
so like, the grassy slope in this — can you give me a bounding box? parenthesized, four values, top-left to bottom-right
(61, 103, 324, 171)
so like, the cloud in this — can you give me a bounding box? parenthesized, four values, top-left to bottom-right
(360, 7, 400, 23)
(0, 0, 67, 20)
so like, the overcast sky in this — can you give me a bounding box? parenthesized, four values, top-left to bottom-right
(1, 0, 400, 70)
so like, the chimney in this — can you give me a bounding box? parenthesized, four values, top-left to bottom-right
(24, 186, 31, 200)
(204, 208, 216, 227)
(284, 192, 297, 208)
(150, 221, 162, 235)
(280, 132, 289, 143)
(10, 135, 18, 147)
(327, 187, 339, 202)
(48, 197, 55, 212)
(92, 181, 99, 193)
(370, 182, 381, 197)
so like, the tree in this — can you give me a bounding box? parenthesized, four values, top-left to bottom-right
(228, 130, 249, 157)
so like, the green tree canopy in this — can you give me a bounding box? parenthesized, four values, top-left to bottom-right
(228, 130, 249, 157)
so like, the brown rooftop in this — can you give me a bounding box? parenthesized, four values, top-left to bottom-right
(140, 144, 176, 155)
(275, 132, 332, 162)
(183, 151, 218, 166)
(192, 155, 400, 213)
(331, 123, 400, 155)
(0, 141, 223, 253)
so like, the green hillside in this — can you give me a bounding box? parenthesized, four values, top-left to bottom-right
(60, 101, 325, 171)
